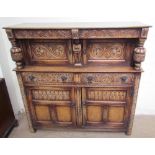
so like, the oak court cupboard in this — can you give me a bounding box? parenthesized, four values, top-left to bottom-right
(4, 22, 150, 135)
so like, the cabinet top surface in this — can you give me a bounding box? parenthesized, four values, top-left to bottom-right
(4, 22, 151, 29)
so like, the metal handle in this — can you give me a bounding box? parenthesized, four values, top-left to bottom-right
(61, 75, 67, 82)
(29, 75, 35, 81)
(87, 76, 93, 83)
(121, 76, 128, 82)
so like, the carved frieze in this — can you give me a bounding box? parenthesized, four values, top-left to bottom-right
(79, 29, 140, 38)
(14, 30, 72, 39)
(81, 73, 134, 85)
(88, 43, 125, 60)
(22, 72, 74, 84)
(32, 89, 70, 101)
(87, 90, 126, 101)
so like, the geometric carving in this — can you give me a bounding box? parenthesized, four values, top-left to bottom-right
(31, 43, 67, 60)
(22, 72, 74, 84)
(81, 73, 134, 85)
(13, 29, 141, 39)
(14, 30, 72, 39)
(88, 43, 125, 60)
(79, 29, 140, 39)
(87, 90, 126, 101)
(32, 89, 70, 100)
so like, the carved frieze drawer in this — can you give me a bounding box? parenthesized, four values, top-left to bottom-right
(81, 73, 135, 85)
(22, 72, 74, 85)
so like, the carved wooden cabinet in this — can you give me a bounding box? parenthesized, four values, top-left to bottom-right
(4, 22, 150, 135)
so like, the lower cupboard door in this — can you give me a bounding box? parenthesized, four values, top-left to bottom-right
(27, 87, 76, 128)
(81, 87, 131, 129)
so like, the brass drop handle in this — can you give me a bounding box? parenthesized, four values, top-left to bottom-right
(61, 75, 67, 82)
(121, 76, 128, 82)
(29, 75, 35, 81)
(87, 76, 93, 83)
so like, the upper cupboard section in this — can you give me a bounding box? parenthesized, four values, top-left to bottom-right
(5, 27, 149, 68)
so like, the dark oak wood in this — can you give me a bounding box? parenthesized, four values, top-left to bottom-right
(4, 22, 150, 135)
(0, 79, 18, 138)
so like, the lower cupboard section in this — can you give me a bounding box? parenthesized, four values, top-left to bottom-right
(26, 86, 132, 131)
(27, 87, 76, 128)
(81, 87, 131, 129)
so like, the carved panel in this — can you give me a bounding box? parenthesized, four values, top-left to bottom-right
(14, 30, 72, 39)
(87, 90, 126, 101)
(22, 72, 74, 84)
(32, 89, 70, 101)
(81, 73, 134, 85)
(88, 43, 125, 60)
(79, 29, 140, 38)
(30, 42, 67, 60)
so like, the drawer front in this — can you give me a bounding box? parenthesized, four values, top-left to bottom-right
(23, 40, 73, 65)
(22, 72, 74, 85)
(82, 87, 131, 128)
(83, 40, 135, 66)
(81, 73, 135, 85)
(26, 87, 76, 127)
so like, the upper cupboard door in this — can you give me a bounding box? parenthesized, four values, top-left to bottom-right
(22, 40, 73, 65)
(83, 39, 136, 66)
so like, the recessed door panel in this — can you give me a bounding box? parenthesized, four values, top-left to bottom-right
(82, 87, 131, 128)
(27, 87, 76, 128)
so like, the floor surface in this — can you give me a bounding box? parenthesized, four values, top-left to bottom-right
(9, 114, 155, 138)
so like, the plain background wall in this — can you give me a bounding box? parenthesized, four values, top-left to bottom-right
(0, 17, 155, 116)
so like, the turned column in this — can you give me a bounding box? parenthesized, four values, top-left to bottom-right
(133, 28, 149, 70)
(6, 29, 23, 69)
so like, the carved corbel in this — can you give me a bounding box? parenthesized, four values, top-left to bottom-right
(133, 39, 146, 70)
(6, 29, 23, 69)
(72, 29, 82, 66)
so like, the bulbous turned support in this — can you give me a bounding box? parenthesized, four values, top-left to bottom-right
(133, 47, 146, 70)
(10, 47, 23, 69)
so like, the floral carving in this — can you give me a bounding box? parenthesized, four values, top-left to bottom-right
(31, 43, 67, 59)
(88, 43, 125, 59)
(32, 89, 70, 101)
(87, 90, 126, 101)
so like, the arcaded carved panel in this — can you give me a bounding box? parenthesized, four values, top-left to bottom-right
(30, 42, 67, 60)
(14, 30, 72, 39)
(81, 73, 134, 85)
(32, 89, 70, 101)
(87, 90, 126, 101)
(79, 29, 140, 38)
(87, 43, 125, 60)
(22, 72, 74, 84)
